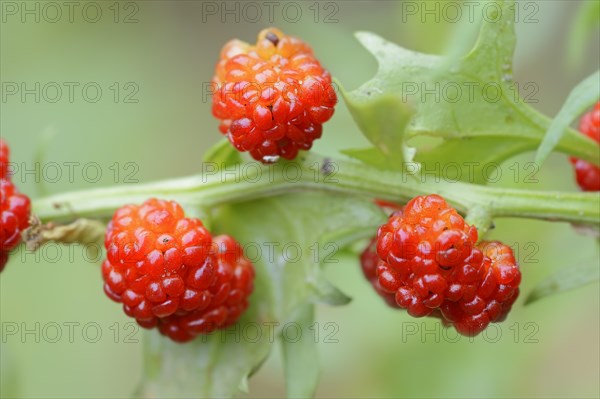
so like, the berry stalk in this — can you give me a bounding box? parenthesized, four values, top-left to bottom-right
(32, 153, 600, 228)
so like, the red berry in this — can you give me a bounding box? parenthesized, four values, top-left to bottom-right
(212, 28, 337, 163)
(360, 199, 403, 307)
(442, 241, 521, 336)
(0, 140, 31, 272)
(375, 195, 479, 318)
(369, 195, 521, 337)
(157, 235, 255, 342)
(570, 101, 600, 191)
(1, 179, 31, 254)
(360, 237, 398, 308)
(102, 199, 255, 342)
(0, 139, 9, 179)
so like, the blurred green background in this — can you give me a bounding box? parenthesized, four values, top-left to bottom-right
(1, 1, 599, 398)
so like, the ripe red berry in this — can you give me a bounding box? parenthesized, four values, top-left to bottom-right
(212, 28, 337, 163)
(0, 139, 9, 179)
(360, 237, 398, 308)
(360, 199, 403, 308)
(376, 194, 480, 318)
(370, 195, 521, 337)
(0, 179, 31, 271)
(570, 101, 600, 191)
(102, 199, 255, 342)
(157, 235, 255, 342)
(441, 241, 521, 336)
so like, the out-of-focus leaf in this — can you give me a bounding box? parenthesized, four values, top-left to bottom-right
(0, 346, 20, 398)
(535, 70, 600, 166)
(525, 261, 600, 305)
(281, 304, 320, 399)
(568, 1, 600, 68)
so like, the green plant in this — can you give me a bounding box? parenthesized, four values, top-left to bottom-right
(5, 0, 599, 397)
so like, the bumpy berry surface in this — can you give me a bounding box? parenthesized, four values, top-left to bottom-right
(371, 195, 521, 336)
(0, 179, 31, 257)
(157, 235, 255, 342)
(0, 139, 9, 179)
(360, 237, 398, 308)
(212, 28, 337, 163)
(376, 195, 480, 318)
(102, 199, 255, 342)
(570, 101, 600, 191)
(1, 140, 31, 272)
(360, 199, 403, 307)
(441, 241, 520, 336)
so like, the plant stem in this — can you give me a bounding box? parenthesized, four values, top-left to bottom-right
(33, 153, 600, 227)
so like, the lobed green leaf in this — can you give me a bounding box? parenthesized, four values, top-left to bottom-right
(340, 0, 599, 177)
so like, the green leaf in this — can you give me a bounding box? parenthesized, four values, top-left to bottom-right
(137, 324, 272, 398)
(215, 193, 385, 322)
(137, 248, 275, 398)
(340, 91, 416, 171)
(415, 137, 531, 184)
(281, 304, 320, 399)
(1, 345, 20, 398)
(341, 147, 403, 171)
(202, 138, 242, 167)
(433, 8, 483, 77)
(342, 0, 599, 169)
(308, 279, 352, 306)
(137, 192, 385, 398)
(525, 261, 600, 305)
(568, 1, 600, 68)
(535, 70, 600, 166)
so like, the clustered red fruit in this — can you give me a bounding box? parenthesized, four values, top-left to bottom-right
(102, 198, 255, 342)
(360, 238, 398, 308)
(212, 28, 337, 163)
(441, 240, 520, 335)
(570, 101, 600, 191)
(0, 139, 31, 272)
(360, 200, 403, 308)
(368, 195, 520, 336)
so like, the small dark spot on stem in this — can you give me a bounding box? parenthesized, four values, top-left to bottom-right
(265, 32, 279, 46)
(322, 158, 334, 175)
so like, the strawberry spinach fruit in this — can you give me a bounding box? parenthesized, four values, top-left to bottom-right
(2, 1, 599, 397)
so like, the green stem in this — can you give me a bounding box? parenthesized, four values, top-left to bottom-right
(33, 153, 600, 227)
(522, 103, 600, 166)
